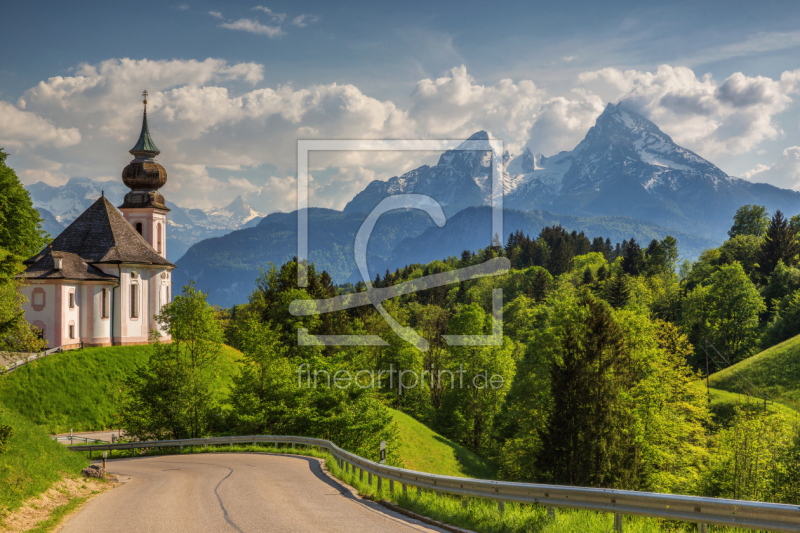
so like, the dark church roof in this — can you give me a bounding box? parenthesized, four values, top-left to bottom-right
(21, 251, 118, 281)
(21, 196, 174, 280)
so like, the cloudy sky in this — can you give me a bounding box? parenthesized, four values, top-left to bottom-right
(3, 0, 800, 213)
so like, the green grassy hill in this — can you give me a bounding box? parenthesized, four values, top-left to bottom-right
(0, 406, 88, 515)
(0, 344, 242, 434)
(389, 409, 497, 479)
(703, 387, 800, 426)
(708, 334, 800, 412)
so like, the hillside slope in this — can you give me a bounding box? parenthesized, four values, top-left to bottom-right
(708, 334, 800, 411)
(0, 344, 242, 433)
(0, 407, 88, 514)
(389, 409, 497, 479)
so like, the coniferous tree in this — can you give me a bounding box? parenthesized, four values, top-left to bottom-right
(597, 264, 609, 282)
(535, 293, 633, 488)
(622, 238, 644, 275)
(606, 272, 631, 309)
(582, 266, 595, 286)
(529, 268, 553, 302)
(758, 210, 800, 277)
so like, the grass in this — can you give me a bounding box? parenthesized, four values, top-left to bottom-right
(708, 334, 800, 411)
(703, 386, 800, 427)
(0, 407, 88, 517)
(99, 443, 773, 533)
(389, 408, 498, 479)
(0, 344, 243, 434)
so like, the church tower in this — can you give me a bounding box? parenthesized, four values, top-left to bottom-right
(119, 90, 169, 258)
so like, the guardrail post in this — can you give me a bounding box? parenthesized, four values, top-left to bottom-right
(368, 472, 372, 485)
(548, 506, 556, 520)
(389, 479, 394, 493)
(461, 497, 467, 508)
(359, 468, 364, 482)
(377, 477, 383, 492)
(697, 524, 708, 533)
(498, 500, 505, 513)
(402, 483, 407, 495)
(614, 513, 623, 532)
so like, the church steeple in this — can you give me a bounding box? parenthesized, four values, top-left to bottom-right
(120, 89, 169, 211)
(130, 91, 160, 158)
(119, 90, 170, 258)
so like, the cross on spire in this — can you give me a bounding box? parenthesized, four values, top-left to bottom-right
(142, 90, 148, 113)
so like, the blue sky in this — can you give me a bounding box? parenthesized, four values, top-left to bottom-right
(2, 0, 800, 212)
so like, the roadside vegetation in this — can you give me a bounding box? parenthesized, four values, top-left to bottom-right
(0, 407, 88, 518)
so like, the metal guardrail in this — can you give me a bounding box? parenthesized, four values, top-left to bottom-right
(2, 347, 62, 372)
(52, 435, 109, 445)
(68, 434, 800, 532)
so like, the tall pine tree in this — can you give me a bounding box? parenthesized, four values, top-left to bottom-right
(758, 210, 800, 277)
(535, 293, 634, 488)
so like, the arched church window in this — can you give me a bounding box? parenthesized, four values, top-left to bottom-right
(101, 288, 110, 319)
(130, 283, 139, 319)
(157, 223, 162, 253)
(135, 222, 143, 235)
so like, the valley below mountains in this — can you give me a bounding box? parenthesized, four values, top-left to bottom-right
(173, 103, 799, 307)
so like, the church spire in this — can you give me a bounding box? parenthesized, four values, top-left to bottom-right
(129, 90, 160, 158)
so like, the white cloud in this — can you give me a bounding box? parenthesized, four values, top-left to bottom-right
(0, 101, 81, 149)
(562, 56, 576, 62)
(7, 58, 800, 213)
(208, 11, 223, 19)
(742, 147, 800, 191)
(578, 64, 800, 157)
(253, 6, 286, 23)
(291, 14, 319, 27)
(178, 4, 189, 10)
(219, 18, 285, 38)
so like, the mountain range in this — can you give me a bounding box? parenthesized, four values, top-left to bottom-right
(26, 178, 264, 261)
(347, 103, 800, 241)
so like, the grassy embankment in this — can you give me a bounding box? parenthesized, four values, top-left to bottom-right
(0, 344, 242, 434)
(388, 408, 497, 479)
(0, 407, 89, 519)
(708, 334, 800, 413)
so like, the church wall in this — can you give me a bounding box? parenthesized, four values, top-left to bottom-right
(88, 284, 112, 346)
(20, 283, 56, 349)
(121, 208, 167, 258)
(60, 283, 81, 350)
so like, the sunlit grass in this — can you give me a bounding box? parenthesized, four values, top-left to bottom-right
(0, 344, 242, 434)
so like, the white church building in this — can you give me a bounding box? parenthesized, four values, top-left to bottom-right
(20, 95, 175, 349)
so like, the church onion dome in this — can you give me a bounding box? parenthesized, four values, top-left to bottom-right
(120, 91, 169, 210)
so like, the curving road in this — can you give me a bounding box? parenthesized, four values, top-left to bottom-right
(59, 453, 448, 533)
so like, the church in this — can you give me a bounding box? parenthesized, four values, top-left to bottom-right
(19, 93, 175, 349)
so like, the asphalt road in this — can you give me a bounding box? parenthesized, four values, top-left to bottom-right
(59, 453, 449, 533)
